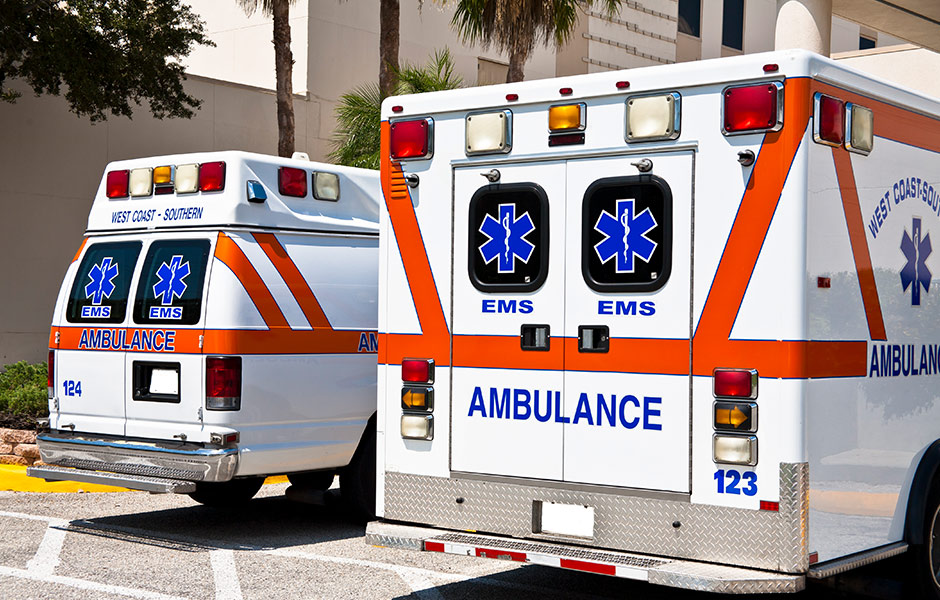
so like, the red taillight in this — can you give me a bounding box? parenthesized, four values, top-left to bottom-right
(760, 500, 780, 512)
(278, 166, 308, 197)
(713, 368, 757, 398)
(199, 161, 226, 192)
(723, 83, 783, 134)
(505, 93, 519, 102)
(206, 357, 241, 410)
(47, 350, 54, 393)
(390, 118, 432, 159)
(106, 170, 129, 198)
(815, 93, 845, 146)
(402, 359, 433, 383)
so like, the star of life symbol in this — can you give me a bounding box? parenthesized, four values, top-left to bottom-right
(153, 255, 191, 305)
(84, 257, 119, 305)
(479, 203, 536, 273)
(901, 217, 932, 305)
(594, 198, 657, 273)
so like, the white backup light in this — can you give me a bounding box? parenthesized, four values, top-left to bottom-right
(626, 93, 681, 141)
(129, 167, 153, 197)
(175, 164, 199, 194)
(713, 434, 757, 465)
(466, 110, 512, 155)
(401, 414, 433, 440)
(846, 103, 874, 155)
(313, 172, 341, 201)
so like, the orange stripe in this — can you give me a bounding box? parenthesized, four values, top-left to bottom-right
(380, 122, 451, 365)
(453, 335, 563, 371)
(71, 239, 88, 263)
(53, 326, 376, 355)
(565, 338, 689, 375)
(214, 232, 289, 329)
(253, 232, 332, 329)
(831, 149, 887, 340)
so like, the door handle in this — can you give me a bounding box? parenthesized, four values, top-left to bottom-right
(520, 324, 550, 351)
(578, 325, 609, 353)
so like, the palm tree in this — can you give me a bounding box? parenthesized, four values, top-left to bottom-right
(237, 0, 295, 157)
(451, 0, 623, 82)
(330, 49, 463, 170)
(380, 0, 400, 97)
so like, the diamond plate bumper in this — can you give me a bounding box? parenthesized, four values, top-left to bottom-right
(366, 521, 805, 594)
(382, 463, 809, 573)
(35, 431, 238, 488)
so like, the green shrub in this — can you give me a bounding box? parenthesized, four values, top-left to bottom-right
(0, 361, 49, 418)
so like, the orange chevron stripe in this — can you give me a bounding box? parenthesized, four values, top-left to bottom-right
(214, 232, 288, 329)
(253, 232, 332, 329)
(380, 121, 451, 366)
(71, 239, 87, 263)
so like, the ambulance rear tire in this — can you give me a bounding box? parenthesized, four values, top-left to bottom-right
(911, 483, 940, 599)
(287, 471, 335, 490)
(188, 477, 265, 507)
(340, 417, 376, 520)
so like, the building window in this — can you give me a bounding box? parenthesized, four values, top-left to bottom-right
(722, 0, 744, 51)
(678, 0, 701, 37)
(859, 35, 876, 50)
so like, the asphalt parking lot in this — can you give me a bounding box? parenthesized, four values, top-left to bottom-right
(0, 478, 910, 600)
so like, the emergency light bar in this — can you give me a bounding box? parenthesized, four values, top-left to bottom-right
(466, 110, 512, 155)
(814, 93, 845, 147)
(390, 118, 433, 160)
(626, 93, 680, 142)
(722, 82, 784, 135)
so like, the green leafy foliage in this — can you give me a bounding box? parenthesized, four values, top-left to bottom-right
(330, 48, 463, 170)
(0, 0, 211, 121)
(0, 361, 48, 420)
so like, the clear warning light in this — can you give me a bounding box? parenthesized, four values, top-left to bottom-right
(466, 110, 512, 155)
(846, 103, 874, 155)
(626, 93, 680, 141)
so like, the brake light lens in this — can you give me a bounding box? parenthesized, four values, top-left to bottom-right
(279, 166, 308, 197)
(402, 359, 433, 384)
(390, 118, 433, 159)
(47, 350, 54, 399)
(722, 82, 784, 134)
(199, 161, 226, 192)
(713, 368, 758, 399)
(814, 93, 845, 146)
(106, 170, 129, 198)
(206, 357, 241, 410)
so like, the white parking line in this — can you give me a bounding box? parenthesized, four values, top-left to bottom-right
(0, 565, 191, 600)
(26, 523, 68, 576)
(209, 549, 244, 600)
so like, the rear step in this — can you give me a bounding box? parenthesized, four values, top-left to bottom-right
(366, 521, 804, 594)
(27, 465, 197, 494)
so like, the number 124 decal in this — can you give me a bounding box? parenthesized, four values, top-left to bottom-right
(714, 468, 757, 496)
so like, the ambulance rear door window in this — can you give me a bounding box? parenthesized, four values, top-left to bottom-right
(582, 175, 672, 292)
(66, 242, 142, 324)
(468, 183, 549, 292)
(133, 240, 211, 325)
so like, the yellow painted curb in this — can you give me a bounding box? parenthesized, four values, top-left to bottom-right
(0, 465, 288, 494)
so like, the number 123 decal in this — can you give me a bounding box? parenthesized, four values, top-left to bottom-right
(714, 468, 757, 496)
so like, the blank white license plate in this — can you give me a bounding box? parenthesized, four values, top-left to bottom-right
(539, 501, 595, 539)
(149, 369, 179, 395)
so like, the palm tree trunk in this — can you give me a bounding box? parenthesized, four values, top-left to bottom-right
(379, 0, 400, 97)
(273, 0, 294, 157)
(507, 43, 528, 83)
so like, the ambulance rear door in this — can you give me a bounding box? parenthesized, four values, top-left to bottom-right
(57, 238, 143, 435)
(563, 151, 693, 493)
(123, 236, 211, 441)
(451, 162, 567, 480)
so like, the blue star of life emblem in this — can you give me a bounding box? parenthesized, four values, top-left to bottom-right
(901, 217, 931, 305)
(153, 255, 191, 305)
(594, 198, 658, 273)
(84, 257, 119, 305)
(478, 203, 536, 273)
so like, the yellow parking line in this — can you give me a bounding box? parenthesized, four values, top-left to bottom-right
(0, 465, 287, 493)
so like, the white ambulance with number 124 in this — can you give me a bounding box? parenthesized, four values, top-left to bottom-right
(29, 151, 379, 515)
(366, 50, 940, 594)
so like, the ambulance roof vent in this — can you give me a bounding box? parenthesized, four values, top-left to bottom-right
(291, 152, 310, 161)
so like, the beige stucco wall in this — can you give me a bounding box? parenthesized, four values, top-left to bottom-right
(834, 45, 940, 99)
(0, 76, 317, 364)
